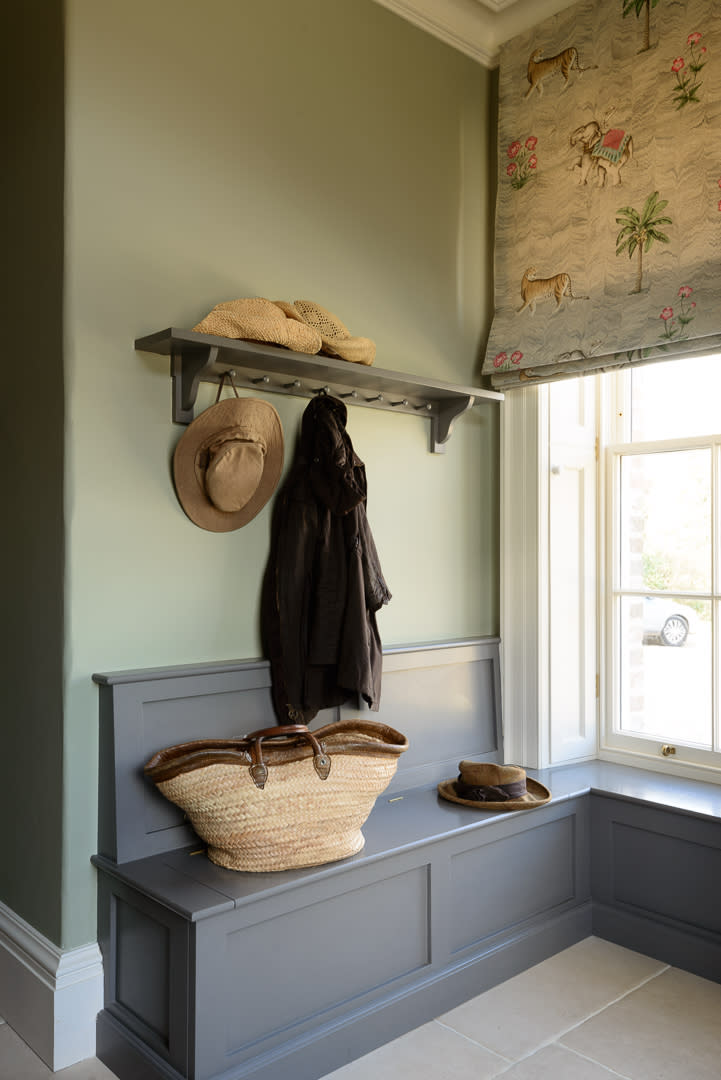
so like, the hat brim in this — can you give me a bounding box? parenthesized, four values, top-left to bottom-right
(275, 300, 376, 366)
(437, 776, 551, 811)
(193, 304, 322, 355)
(173, 397, 284, 532)
(319, 335, 376, 366)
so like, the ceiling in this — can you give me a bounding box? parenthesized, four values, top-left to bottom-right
(372, 0, 578, 67)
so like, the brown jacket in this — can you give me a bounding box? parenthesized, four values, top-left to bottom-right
(261, 395, 391, 725)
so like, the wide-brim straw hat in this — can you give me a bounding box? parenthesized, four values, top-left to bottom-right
(173, 395, 284, 532)
(438, 761, 551, 811)
(275, 300, 376, 366)
(193, 297, 322, 355)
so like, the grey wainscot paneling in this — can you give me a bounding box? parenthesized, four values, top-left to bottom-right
(591, 793, 721, 982)
(91, 639, 721, 1080)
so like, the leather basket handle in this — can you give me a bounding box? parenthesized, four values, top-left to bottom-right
(244, 724, 309, 740)
(244, 724, 332, 789)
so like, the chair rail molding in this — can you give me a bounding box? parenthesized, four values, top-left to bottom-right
(0, 900, 103, 1071)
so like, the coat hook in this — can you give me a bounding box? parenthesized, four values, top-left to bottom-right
(283, 379, 301, 389)
(414, 402, 432, 412)
(313, 385, 331, 396)
(391, 398, 409, 408)
(251, 375, 270, 385)
(366, 393, 384, 403)
(339, 390, 358, 399)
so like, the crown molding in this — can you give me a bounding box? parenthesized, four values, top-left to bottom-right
(372, 0, 579, 68)
(374, 0, 498, 65)
(474, 0, 527, 11)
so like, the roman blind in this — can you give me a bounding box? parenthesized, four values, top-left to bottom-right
(482, 0, 721, 389)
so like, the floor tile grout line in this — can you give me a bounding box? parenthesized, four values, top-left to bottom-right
(486, 1040, 635, 1080)
(558, 1041, 637, 1080)
(434, 962, 671, 1073)
(432, 1019, 515, 1065)
(508, 964, 672, 1068)
(554, 962, 671, 1042)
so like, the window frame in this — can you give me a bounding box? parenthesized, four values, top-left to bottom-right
(499, 371, 721, 786)
(601, 372, 721, 774)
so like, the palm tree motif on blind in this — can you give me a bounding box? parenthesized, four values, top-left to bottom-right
(622, 0, 660, 53)
(615, 191, 672, 294)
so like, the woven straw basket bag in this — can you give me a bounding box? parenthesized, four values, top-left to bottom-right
(145, 720, 408, 872)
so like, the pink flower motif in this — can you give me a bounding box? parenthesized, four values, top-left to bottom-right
(717, 177, 721, 189)
(525, 136, 538, 151)
(507, 162, 517, 176)
(700, 46, 707, 54)
(507, 141, 521, 158)
(494, 352, 508, 368)
(528, 154, 538, 169)
(671, 57, 685, 72)
(511, 351, 523, 365)
(678, 285, 693, 298)
(690, 302, 697, 308)
(687, 31, 702, 46)
(660, 307, 674, 321)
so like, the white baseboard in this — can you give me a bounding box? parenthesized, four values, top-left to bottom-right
(0, 900, 103, 1070)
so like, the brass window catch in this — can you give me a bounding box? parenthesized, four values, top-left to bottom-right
(661, 744, 676, 757)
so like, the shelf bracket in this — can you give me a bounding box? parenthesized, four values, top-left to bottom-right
(172, 346, 219, 424)
(431, 396, 475, 454)
(136, 329, 502, 440)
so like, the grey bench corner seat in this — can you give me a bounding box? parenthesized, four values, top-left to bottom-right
(91, 638, 721, 1080)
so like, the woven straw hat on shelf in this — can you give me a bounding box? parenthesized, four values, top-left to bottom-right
(275, 300, 376, 366)
(193, 297, 322, 355)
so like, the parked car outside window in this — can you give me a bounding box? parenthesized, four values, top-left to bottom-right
(642, 596, 698, 647)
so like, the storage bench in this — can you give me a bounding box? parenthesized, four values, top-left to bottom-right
(91, 639, 721, 1080)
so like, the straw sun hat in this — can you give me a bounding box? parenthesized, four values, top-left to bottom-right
(192, 296, 376, 366)
(438, 762, 551, 811)
(193, 297, 322, 355)
(173, 387, 284, 533)
(274, 300, 376, 366)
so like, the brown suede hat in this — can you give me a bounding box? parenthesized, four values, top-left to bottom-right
(173, 395, 283, 532)
(438, 762, 551, 811)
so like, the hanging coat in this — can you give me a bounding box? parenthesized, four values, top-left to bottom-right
(261, 394, 391, 725)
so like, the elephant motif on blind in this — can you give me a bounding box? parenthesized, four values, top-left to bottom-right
(570, 115, 633, 187)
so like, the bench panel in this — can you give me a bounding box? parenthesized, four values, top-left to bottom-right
(192, 862, 431, 1073)
(591, 794, 721, 981)
(450, 814, 577, 954)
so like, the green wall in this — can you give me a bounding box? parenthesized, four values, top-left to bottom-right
(59, 0, 497, 947)
(2, 0, 66, 945)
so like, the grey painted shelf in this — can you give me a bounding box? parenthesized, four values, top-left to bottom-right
(135, 327, 503, 453)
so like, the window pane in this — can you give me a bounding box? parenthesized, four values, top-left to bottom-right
(618, 596, 712, 747)
(631, 354, 721, 441)
(619, 450, 711, 593)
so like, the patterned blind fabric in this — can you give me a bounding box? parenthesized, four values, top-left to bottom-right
(482, 0, 721, 389)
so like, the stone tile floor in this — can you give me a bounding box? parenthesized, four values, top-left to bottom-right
(0, 1018, 115, 1079)
(1, 938, 719, 1078)
(322, 937, 721, 1080)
